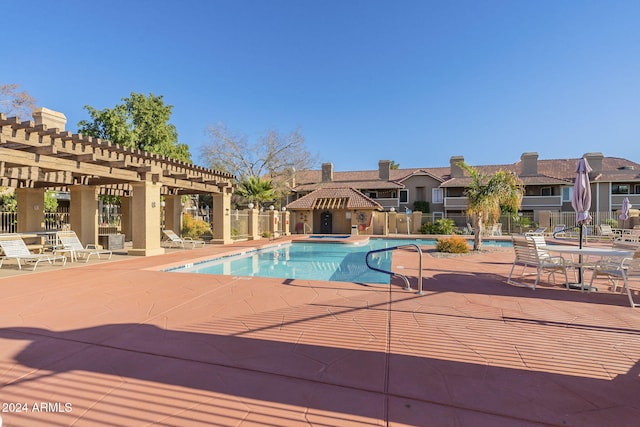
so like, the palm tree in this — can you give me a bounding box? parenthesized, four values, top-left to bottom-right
(460, 163, 524, 251)
(235, 176, 276, 208)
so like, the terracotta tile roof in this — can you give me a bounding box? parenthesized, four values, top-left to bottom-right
(286, 187, 383, 210)
(289, 155, 640, 190)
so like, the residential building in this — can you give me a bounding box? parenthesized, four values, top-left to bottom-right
(285, 153, 640, 229)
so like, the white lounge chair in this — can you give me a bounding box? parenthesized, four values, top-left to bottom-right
(162, 230, 206, 248)
(55, 231, 112, 262)
(0, 234, 67, 270)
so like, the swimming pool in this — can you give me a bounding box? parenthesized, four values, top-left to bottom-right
(167, 237, 511, 284)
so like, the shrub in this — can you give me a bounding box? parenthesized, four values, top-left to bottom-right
(181, 214, 211, 239)
(413, 201, 430, 213)
(603, 218, 618, 227)
(420, 218, 457, 235)
(435, 235, 470, 254)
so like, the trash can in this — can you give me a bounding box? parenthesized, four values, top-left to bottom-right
(351, 225, 359, 235)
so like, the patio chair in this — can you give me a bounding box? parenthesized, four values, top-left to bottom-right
(465, 223, 475, 235)
(527, 227, 546, 235)
(55, 231, 112, 262)
(162, 229, 206, 248)
(595, 224, 618, 241)
(552, 224, 567, 238)
(586, 247, 640, 308)
(507, 235, 569, 290)
(0, 234, 67, 270)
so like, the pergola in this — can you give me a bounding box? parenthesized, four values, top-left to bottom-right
(0, 108, 236, 255)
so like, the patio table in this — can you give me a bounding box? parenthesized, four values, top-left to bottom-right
(546, 245, 633, 291)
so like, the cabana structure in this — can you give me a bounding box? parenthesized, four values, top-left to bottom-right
(0, 108, 236, 255)
(286, 187, 383, 234)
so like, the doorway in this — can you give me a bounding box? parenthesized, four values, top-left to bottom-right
(320, 211, 332, 234)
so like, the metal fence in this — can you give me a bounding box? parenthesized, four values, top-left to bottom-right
(258, 213, 271, 237)
(230, 209, 249, 240)
(0, 211, 17, 233)
(420, 211, 622, 235)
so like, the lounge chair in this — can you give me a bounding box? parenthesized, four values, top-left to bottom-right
(552, 224, 569, 238)
(0, 234, 67, 270)
(55, 231, 113, 262)
(507, 234, 569, 290)
(162, 230, 206, 248)
(528, 227, 547, 235)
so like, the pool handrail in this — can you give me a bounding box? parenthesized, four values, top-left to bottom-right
(365, 244, 424, 295)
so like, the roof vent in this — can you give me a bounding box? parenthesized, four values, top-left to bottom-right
(619, 165, 635, 170)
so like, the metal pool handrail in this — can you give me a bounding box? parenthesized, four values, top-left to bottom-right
(365, 244, 424, 295)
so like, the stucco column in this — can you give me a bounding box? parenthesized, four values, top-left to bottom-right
(120, 196, 133, 241)
(269, 209, 280, 236)
(69, 185, 99, 246)
(212, 190, 233, 244)
(163, 195, 183, 234)
(247, 207, 260, 240)
(16, 188, 46, 232)
(411, 211, 422, 233)
(129, 180, 165, 256)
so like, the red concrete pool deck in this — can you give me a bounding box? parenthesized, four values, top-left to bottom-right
(0, 238, 639, 426)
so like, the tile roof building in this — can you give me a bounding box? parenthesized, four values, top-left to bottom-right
(283, 153, 640, 233)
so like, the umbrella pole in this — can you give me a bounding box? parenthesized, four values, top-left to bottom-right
(578, 224, 583, 285)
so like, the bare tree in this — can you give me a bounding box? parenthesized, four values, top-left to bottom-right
(202, 123, 318, 180)
(0, 84, 38, 120)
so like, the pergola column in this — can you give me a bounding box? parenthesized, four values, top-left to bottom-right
(16, 188, 46, 232)
(212, 190, 233, 244)
(129, 179, 165, 256)
(69, 185, 99, 246)
(163, 194, 183, 234)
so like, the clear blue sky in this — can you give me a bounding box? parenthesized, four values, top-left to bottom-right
(2, 0, 639, 172)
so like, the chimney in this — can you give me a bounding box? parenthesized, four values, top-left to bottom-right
(583, 152, 603, 175)
(520, 152, 538, 176)
(450, 155, 465, 178)
(321, 162, 333, 182)
(32, 107, 67, 131)
(378, 160, 391, 181)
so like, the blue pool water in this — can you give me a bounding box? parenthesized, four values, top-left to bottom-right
(167, 238, 510, 284)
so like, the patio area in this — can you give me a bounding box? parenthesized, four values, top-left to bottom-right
(0, 239, 639, 426)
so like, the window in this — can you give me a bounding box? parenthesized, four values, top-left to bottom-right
(612, 184, 629, 195)
(635, 184, 640, 195)
(541, 187, 552, 196)
(562, 187, 573, 202)
(367, 191, 377, 199)
(432, 188, 443, 204)
(399, 189, 408, 203)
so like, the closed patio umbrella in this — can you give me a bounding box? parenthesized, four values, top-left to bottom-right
(571, 157, 592, 249)
(619, 197, 631, 228)
(570, 157, 592, 288)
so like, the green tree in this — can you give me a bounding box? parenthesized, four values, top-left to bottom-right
(390, 160, 400, 170)
(235, 176, 276, 207)
(460, 162, 524, 251)
(78, 92, 191, 162)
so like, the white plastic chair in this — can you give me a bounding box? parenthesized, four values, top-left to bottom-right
(507, 235, 569, 290)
